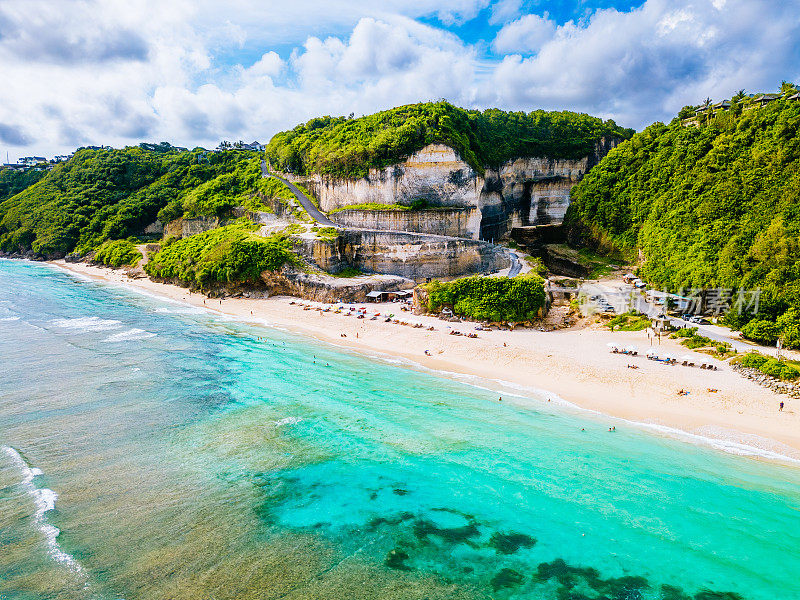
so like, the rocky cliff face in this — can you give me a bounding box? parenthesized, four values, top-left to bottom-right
(298, 140, 617, 241)
(292, 229, 510, 282)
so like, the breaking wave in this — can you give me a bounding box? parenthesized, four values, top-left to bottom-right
(103, 328, 156, 343)
(51, 316, 122, 332)
(1, 446, 88, 579)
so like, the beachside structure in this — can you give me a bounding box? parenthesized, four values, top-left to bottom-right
(365, 290, 413, 302)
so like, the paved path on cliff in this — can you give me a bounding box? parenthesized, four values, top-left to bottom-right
(507, 251, 522, 277)
(261, 160, 337, 226)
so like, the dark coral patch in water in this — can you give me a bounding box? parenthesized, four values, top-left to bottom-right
(489, 531, 536, 554)
(491, 568, 524, 591)
(694, 591, 744, 600)
(412, 517, 479, 544)
(393, 488, 409, 496)
(385, 548, 411, 571)
(535, 559, 743, 600)
(535, 559, 603, 590)
(660, 584, 691, 600)
(367, 512, 414, 530)
(602, 575, 649, 599)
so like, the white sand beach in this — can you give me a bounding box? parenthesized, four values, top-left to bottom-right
(54, 260, 800, 461)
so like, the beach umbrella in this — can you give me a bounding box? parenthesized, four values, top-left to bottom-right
(680, 355, 695, 362)
(625, 345, 638, 354)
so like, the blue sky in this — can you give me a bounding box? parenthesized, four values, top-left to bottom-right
(0, 0, 798, 160)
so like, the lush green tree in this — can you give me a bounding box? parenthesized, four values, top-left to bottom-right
(566, 90, 800, 347)
(265, 101, 633, 179)
(425, 275, 546, 322)
(93, 239, 142, 267)
(144, 221, 296, 288)
(0, 167, 46, 202)
(0, 147, 268, 256)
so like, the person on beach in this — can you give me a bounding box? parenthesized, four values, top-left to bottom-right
(780, 401, 785, 411)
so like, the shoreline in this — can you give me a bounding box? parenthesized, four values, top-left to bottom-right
(49, 259, 800, 463)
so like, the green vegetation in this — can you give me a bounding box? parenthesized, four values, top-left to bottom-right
(566, 87, 800, 347)
(313, 226, 338, 241)
(0, 167, 46, 202)
(330, 203, 412, 214)
(608, 312, 650, 331)
(670, 327, 733, 357)
(266, 101, 632, 179)
(524, 255, 548, 277)
(425, 275, 546, 322)
(330, 266, 362, 278)
(330, 199, 433, 213)
(144, 221, 296, 288)
(161, 159, 296, 221)
(93, 239, 142, 268)
(738, 352, 800, 380)
(0, 146, 269, 257)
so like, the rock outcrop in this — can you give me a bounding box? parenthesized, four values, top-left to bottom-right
(331, 207, 477, 238)
(296, 140, 618, 241)
(292, 229, 510, 282)
(260, 270, 414, 303)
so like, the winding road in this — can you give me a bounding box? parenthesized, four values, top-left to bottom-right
(261, 160, 336, 226)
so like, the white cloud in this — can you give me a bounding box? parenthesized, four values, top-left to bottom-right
(0, 0, 798, 160)
(489, 0, 524, 25)
(492, 13, 556, 53)
(487, 0, 800, 127)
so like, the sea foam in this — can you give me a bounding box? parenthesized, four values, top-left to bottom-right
(1, 446, 88, 577)
(51, 316, 122, 332)
(103, 328, 156, 343)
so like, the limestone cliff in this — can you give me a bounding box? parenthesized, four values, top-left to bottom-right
(296, 140, 618, 241)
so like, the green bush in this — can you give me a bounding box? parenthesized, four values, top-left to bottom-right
(670, 327, 699, 339)
(93, 239, 141, 267)
(425, 275, 546, 322)
(740, 352, 768, 369)
(776, 308, 800, 348)
(144, 221, 296, 288)
(608, 312, 650, 331)
(739, 352, 800, 380)
(683, 335, 713, 349)
(740, 319, 781, 345)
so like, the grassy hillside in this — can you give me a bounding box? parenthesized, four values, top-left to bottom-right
(565, 88, 800, 346)
(0, 146, 290, 257)
(265, 101, 632, 179)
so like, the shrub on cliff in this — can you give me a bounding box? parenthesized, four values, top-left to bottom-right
(93, 239, 141, 268)
(144, 221, 296, 288)
(425, 275, 546, 322)
(265, 101, 632, 179)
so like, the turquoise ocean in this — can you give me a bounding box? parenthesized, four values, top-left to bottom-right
(2, 258, 800, 600)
